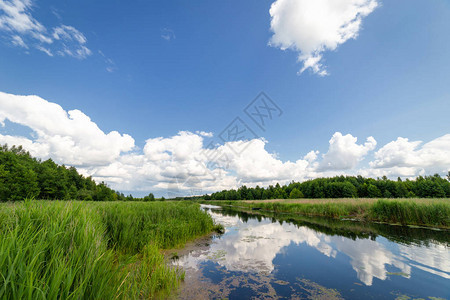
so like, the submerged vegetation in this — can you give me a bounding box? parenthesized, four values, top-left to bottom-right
(0, 200, 218, 299)
(204, 198, 450, 228)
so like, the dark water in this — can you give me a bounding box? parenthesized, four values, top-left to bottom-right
(173, 205, 449, 299)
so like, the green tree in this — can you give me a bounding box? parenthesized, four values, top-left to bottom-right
(37, 159, 59, 199)
(367, 184, 382, 198)
(68, 184, 78, 199)
(0, 150, 39, 201)
(94, 182, 115, 201)
(143, 193, 155, 201)
(289, 188, 304, 199)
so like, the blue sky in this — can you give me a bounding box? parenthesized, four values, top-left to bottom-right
(1, 0, 449, 196)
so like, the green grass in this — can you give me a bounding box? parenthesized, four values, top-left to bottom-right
(203, 198, 450, 228)
(370, 199, 449, 227)
(0, 200, 217, 299)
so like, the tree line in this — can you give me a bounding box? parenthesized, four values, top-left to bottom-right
(0, 145, 120, 201)
(204, 173, 450, 200)
(0, 144, 166, 202)
(2, 144, 449, 201)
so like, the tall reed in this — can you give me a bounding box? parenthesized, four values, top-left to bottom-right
(204, 198, 449, 228)
(0, 200, 216, 299)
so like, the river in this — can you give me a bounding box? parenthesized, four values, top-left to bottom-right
(172, 204, 449, 299)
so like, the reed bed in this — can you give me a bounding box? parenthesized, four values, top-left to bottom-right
(204, 198, 450, 228)
(0, 200, 216, 299)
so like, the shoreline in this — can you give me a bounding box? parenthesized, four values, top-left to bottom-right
(200, 198, 450, 229)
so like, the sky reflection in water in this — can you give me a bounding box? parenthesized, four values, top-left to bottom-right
(174, 205, 449, 299)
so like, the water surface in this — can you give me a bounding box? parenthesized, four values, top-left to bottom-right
(173, 205, 449, 299)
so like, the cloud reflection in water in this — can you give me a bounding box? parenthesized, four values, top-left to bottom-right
(175, 208, 449, 286)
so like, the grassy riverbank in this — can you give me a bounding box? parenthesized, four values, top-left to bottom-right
(0, 200, 219, 299)
(202, 198, 450, 228)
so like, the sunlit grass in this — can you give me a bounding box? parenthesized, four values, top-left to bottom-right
(0, 200, 216, 299)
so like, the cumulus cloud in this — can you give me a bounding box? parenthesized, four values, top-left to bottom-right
(0, 0, 91, 59)
(212, 139, 310, 183)
(269, 0, 378, 75)
(304, 150, 319, 162)
(1, 91, 449, 196)
(358, 166, 424, 179)
(318, 132, 376, 171)
(0, 91, 134, 166)
(369, 135, 450, 175)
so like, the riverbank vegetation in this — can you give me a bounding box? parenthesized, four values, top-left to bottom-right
(0, 200, 219, 299)
(203, 198, 450, 228)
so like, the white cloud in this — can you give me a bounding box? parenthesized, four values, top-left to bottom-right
(370, 135, 450, 170)
(304, 150, 319, 162)
(1, 91, 449, 196)
(0, 0, 43, 33)
(52, 25, 91, 59)
(11, 34, 26, 48)
(0, 0, 91, 59)
(358, 166, 424, 179)
(213, 139, 311, 183)
(269, 0, 378, 75)
(161, 28, 175, 41)
(0, 91, 134, 166)
(92, 132, 240, 193)
(35, 45, 52, 56)
(98, 50, 117, 73)
(195, 131, 213, 138)
(53, 25, 86, 44)
(318, 132, 376, 171)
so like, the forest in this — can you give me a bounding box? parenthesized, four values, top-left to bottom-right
(204, 174, 450, 201)
(0, 144, 120, 201)
(0, 145, 163, 202)
(1, 144, 449, 202)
